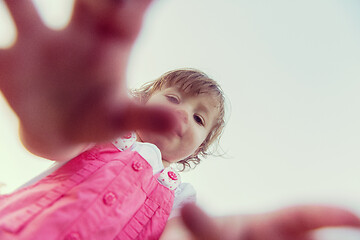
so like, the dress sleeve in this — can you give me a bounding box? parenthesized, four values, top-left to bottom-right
(169, 183, 196, 219)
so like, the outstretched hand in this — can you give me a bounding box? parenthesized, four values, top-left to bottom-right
(0, 0, 174, 146)
(181, 203, 360, 240)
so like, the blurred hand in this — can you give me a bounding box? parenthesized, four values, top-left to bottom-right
(0, 0, 174, 145)
(181, 203, 360, 240)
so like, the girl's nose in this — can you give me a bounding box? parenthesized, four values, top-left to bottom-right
(175, 109, 188, 124)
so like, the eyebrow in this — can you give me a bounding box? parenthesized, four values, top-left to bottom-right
(197, 103, 210, 116)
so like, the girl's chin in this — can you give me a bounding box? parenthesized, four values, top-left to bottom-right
(161, 160, 171, 168)
(161, 154, 180, 163)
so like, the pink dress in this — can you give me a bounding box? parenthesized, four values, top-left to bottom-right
(0, 143, 174, 240)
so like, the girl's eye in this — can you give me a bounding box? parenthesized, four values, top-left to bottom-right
(166, 95, 180, 104)
(193, 114, 204, 126)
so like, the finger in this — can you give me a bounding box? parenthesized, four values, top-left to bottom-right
(3, 0, 44, 37)
(292, 236, 314, 240)
(0, 48, 5, 70)
(0, 50, 11, 89)
(110, 103, 177, 133)
(67, 101, 176, 142)
(180, 203, 222, 240)
(273, 205, 360, 235)
(71, 0, 153, 42)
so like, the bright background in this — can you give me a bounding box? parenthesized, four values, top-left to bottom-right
(1, 0, 360, 238)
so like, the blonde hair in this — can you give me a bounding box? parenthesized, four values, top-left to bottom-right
(131, 68, 225, 171)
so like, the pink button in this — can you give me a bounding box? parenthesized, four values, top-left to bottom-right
(65, 232, 81, 240)
(168, 171, 178, 180)
(103, 192, 117, 206)
(132, 161, 143, 171)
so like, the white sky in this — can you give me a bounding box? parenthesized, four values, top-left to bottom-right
(1, 0, 360, 237)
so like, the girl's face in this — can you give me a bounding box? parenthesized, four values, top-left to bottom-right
(137, 87, 219, 166)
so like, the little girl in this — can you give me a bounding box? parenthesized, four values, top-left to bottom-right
(2, 1, 359, 239)
(0, 69, 226, 240)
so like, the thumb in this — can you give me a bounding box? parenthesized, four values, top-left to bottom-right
(181, 203, 221, 240)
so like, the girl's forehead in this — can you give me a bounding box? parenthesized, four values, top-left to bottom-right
(162, 86, 217, 100)
(161, 86, 216, 97)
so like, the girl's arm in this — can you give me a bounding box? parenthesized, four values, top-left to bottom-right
(178, 203, 360, 240)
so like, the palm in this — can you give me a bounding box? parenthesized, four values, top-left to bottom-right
(0, 0, 173, 143)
